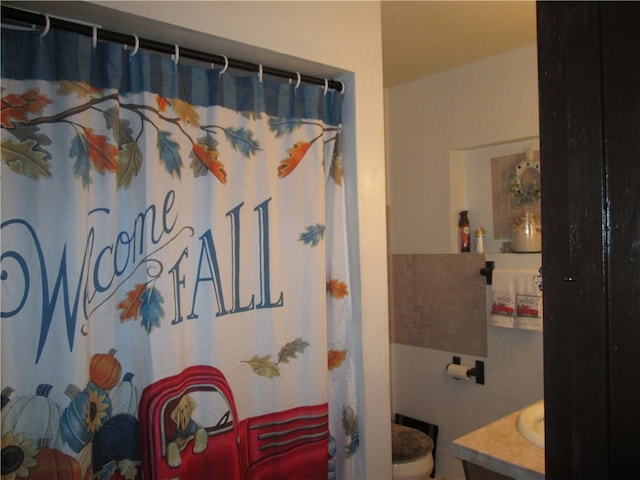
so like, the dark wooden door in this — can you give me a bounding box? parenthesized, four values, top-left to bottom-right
(601, 3, 640, 473)
(537, 2, 640, 478)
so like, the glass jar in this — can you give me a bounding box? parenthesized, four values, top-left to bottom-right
(511, 210, 541, 253)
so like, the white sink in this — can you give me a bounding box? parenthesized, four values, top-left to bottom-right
(516, 402, 545, 449)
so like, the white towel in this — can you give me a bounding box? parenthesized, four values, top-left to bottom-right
(515, 270, 543, 331)
(489, 269, 516, 328)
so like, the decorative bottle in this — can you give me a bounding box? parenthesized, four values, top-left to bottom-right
(458, 210, 470, 252)
(474, 227, 485, 253)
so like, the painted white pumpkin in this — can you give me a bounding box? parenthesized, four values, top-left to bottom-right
(1, 384, 64, 449)
(109, 372, 139, 416)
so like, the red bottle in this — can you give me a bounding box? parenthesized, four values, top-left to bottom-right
(459, 210, 470, 252)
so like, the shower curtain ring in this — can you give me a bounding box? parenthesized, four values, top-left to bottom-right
(130, 34, 140, 58)
(40, 14, 50, 38)
(294, 72, 301, 90)
(258, 64, 263, 84)
(219, 55, 229, 76)
(92, 26, 98, 49)
(338, 80, 346, 94)
(323, 79, 329, 96)
(173, 44, 180, 66)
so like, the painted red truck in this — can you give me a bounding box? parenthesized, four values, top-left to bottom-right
(139, 365, 330, 479)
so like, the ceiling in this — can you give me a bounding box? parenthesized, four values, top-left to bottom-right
(381, 1, 537, 88)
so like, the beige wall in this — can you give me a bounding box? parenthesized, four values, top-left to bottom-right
(21, 0, 392, 476)
(387, 44, 540, 254)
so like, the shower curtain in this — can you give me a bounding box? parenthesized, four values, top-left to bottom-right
(1, 24, 361, 480)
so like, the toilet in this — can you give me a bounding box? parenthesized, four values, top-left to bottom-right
(391, 422, 435, 479)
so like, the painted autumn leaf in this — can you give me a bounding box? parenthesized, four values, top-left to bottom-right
(240, 110, 262, 122)
(69, 129, 118, 187)
(103, 106, 134, 147)
(190, 134, 218, 177)
(328, 349, 347, 370)
(277, 141, 312, 178)
(84, 128, 119, 174)
(156, 131, 182, 177)
(9, 125, 52, 159)
(171, 98, 200, 126)
(268, 117, 303, 137)
(140, 287, 164, 333)
(330, 151, 343, 185)
(298, 224, 325, 247)
(155, 94, 170, 113)
(223, 127, 261, 157)
(342, 404, 359, 437)
(116, 459, 138, 480)
(327, 279, 349, 299)
(329, 132, 343, 185)
(1, 89, 52, 128)
(342, 404, 360, 458)
(242, 355, 281, 379)
(190, 143, 227, 184)
(1, 138, 51, 179)
(117, 284, 147, 322)
(277, 338, 310, 365)
(117, 142, 143, 188)
(57, 80, 104, 98)
(98, 460, 128, 480)
(190, 156, 208, 177)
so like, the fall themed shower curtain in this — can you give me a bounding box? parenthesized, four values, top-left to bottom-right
(1, 22, 361, 480)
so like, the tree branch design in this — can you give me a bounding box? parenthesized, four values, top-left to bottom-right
(1, 81, 264, 188)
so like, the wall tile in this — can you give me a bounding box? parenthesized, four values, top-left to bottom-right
(390, 253, 487, 356)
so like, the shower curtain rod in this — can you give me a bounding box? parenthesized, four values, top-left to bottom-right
(0, 5, 345, 93)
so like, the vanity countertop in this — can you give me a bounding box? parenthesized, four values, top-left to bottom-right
(451, 401, 545, 480)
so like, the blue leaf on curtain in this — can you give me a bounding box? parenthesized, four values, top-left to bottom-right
(156, 130, 183, 177)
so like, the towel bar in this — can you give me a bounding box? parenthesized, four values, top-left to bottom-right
(479, 261, 495, 285)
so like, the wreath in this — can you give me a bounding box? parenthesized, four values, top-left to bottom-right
(507, 158, 541, 207)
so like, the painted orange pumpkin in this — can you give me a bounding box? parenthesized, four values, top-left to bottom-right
(90, 349, 122, 391)
(28, 448, 81, 480)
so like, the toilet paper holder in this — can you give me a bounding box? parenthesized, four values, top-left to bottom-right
(449, 356, 485, 384)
